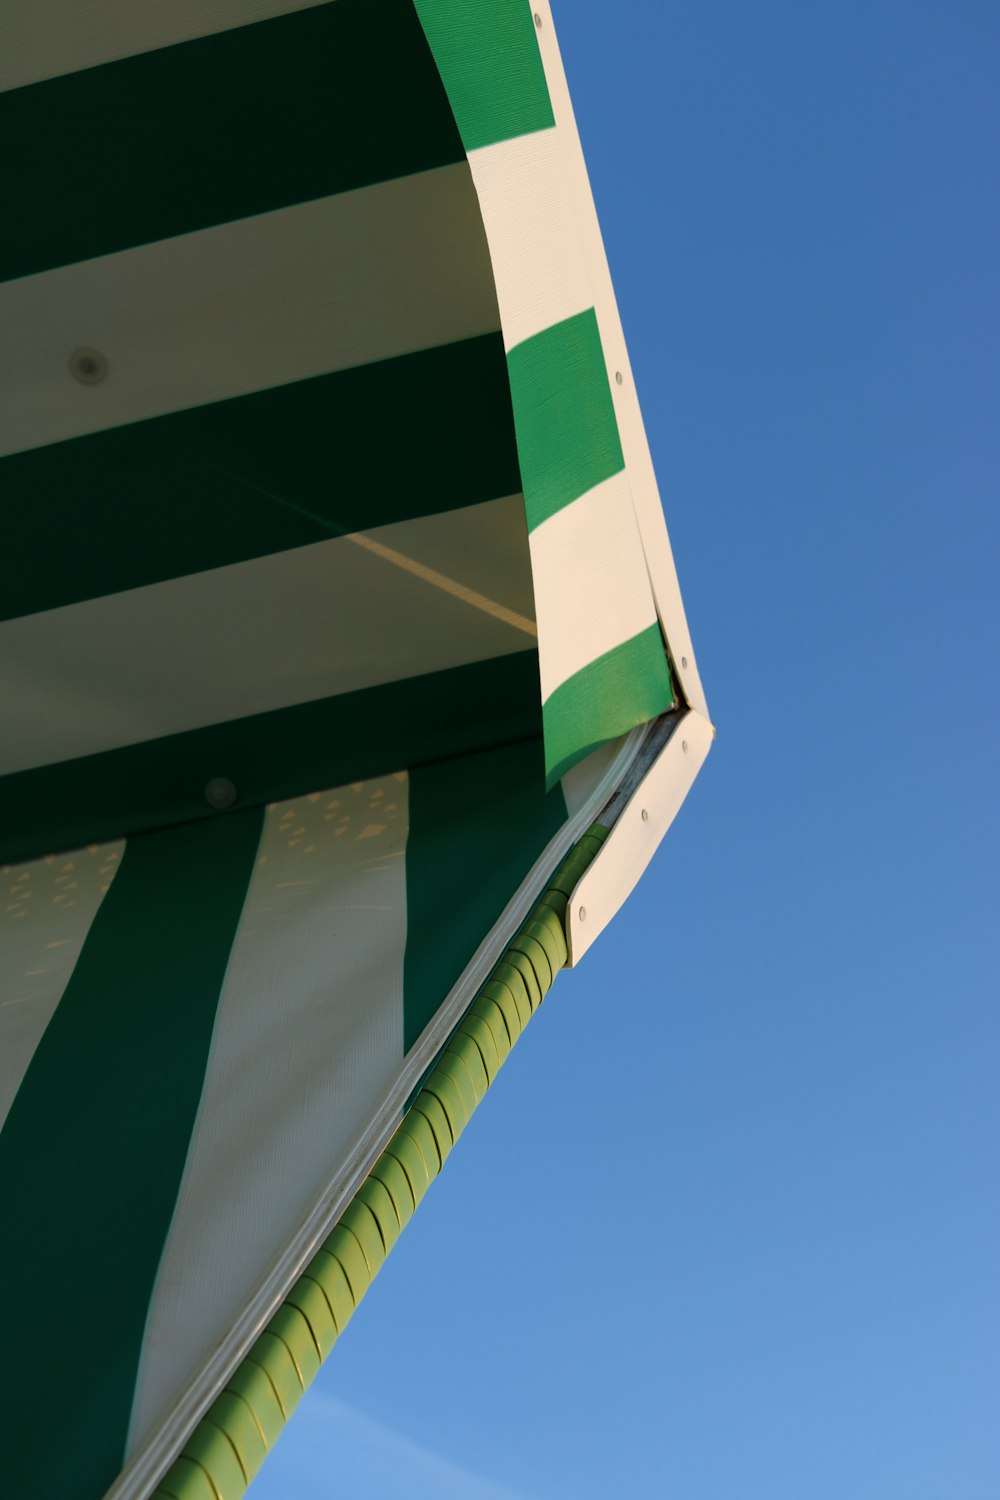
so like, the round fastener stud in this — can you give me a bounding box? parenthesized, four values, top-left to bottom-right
(681, 741, 689, 754)
(578, 905, 586, 922)
(70, 347, 108, 385)
(615, 370, 623, 385)
(204, 777, 238, 810)
(641, 808, 649, 822)
(681, 656, 689, 669)
(534, 12, 542, 27)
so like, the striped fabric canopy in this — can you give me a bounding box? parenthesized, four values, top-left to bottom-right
(0, 3, 712, 1498)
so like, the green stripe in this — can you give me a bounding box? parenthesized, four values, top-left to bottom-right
(1, 0, 462, 282)
(413, 0, 554, 153)
(1, 333, 518, 622)
(0, 809, 263, 1500)
(506, 310, 624, 531)
(0, 652, 542, 866)
(542, 625, 675, 786)
(403, 737, 567, 1051)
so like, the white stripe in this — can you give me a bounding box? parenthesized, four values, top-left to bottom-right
(1, 0, 334, 94)
(127, 773, 409, 1453)
(467, 127, 591, 354)
(0, 494, 533, 777)
(566, 710, 714, 965)
(0, 163, 499, 459)
(528, 472, 658, 703)
(0, 839, 125, 1130)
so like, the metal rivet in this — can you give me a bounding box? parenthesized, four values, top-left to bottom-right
(534, 12, 542, 27)
(578, 905, 586, 922)
(681, 656, 689, 669)
(615, 370, 623, 385)
(204, 777, 238, 810)
(641, 808, 649, 822)
(682, 741, 689, 754)
(70, 347, 108, 385)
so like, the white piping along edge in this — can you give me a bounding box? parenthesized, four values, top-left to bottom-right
(107, 724, 647, 1500)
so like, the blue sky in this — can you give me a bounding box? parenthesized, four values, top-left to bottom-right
(255, 3, 999, 1495)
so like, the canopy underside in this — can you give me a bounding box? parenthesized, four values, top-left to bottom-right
(0, 4, 710, 1497)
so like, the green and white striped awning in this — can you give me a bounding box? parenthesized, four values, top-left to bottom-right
(0, 3, 712, 1497)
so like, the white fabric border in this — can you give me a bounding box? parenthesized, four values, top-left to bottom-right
(530, 1, 710, 721)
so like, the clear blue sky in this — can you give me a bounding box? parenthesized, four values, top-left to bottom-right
(255, 3, 1000, 1495)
